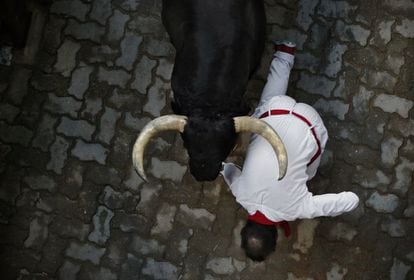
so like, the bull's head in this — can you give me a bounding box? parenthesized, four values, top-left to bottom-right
(132, 115, 287, 182)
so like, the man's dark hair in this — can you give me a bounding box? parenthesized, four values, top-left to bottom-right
(240, 220, 278, 262)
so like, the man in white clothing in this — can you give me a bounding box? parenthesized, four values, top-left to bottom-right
(221, 41, 360, 262)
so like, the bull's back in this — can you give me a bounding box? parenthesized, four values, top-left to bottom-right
(162, 0, 266, 114)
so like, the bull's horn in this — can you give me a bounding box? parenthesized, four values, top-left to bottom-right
(233, 116, 288, 180)
(132, 114, 188, 181)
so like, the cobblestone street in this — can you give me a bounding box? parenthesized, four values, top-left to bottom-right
(0, 0, 413, 279)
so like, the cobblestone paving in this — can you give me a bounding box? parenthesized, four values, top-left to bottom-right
(0, 0, 413, 279)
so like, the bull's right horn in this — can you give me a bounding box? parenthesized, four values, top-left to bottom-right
(132, 114, 188, 181)
(233, 116, 288, 180)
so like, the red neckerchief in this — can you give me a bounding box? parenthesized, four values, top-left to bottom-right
(248, 211, 291, 237)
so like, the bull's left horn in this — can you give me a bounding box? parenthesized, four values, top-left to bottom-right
(233, 116, 288, 180)
(132, 115, 188, 181)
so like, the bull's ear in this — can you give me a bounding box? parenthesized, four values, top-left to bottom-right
(171, 101, 181, 114)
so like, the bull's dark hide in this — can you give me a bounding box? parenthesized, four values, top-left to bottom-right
(162, 0, 266, 181)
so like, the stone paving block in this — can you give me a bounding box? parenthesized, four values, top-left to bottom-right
(54, 40, 81, 77)
(381, 136, 403, 167)
(81, 95, 104, 122)
(99, 185, 137, 210)
(50, 0, 90, 21)
(266, 5, 294, 26)
(80, 266, 117, 280)
(141, 258, 179, 280)
(293, 219, 319, 254)
(65, 20, 105, 43)
(116, 31, 143, 71)
(327, 222, 358, 242)
(123, 165, 145, 192)
(97, 107, 121, 144)
(0, 121, 33, 147)
(351, 85, 373, 119)
(90, 0, 112, 25)
(381, 216, 406, 237)
(352, 165, 391, 190)
(44, 93, 83, 118)
(366, 191, 399, 213)
(392, 157, 414, 195)
(326, 263, 348, 280)
(308, 20, 333, 50)
(23, 174, 56, 192)
(136, 184, 162, 216)
(313, 99, 349, 120)
(149, 157, 187, 182)
(395, 19, 414, 38)
(156, 58, 174, 80)
(144, 38, 175, 57)
(68, 64, 94, 99)
(112, 211, 148, 234)
(385, 53, 405, 75)
(46, 135, 70, 174)
(323, 42, 348, 78)
(24, 213, 51, 250)
(143, 78, 169, 117)
(88, 205, 114, 245)
(370, 20, 394, 45)
(98, 67, 130, 87)
(176, 204, 216, 230)
(296, 0, 319, 31)
(297, 73, 335, 98)
(206, 257, 246, 275)
(57, 116, 95, 141)
(388, 116, 414, 138)
(164, 227, 193, 261)
(65, 242, 106, 265)
(58, 260, 81, 280)
(295, 52, 321, 74)
(108, 88, 140, 110)
(390, 258, 411, 280)
(131, 55, 157, 94)
(107, 9, 129, 42)
(129, 15, 164, 35)
(317, 0, 357, 20)
(114, 0, 141, 11)
(131, 236, 165, 257)
(71, 139, 109, 164)
(84, 45, 119, 66)
(151, 202, 177, 238)
(335, 21, 371, 46)
(51, 216, 90, 242)
(373, 93, 413, 118)
(120, 254, 143, 280)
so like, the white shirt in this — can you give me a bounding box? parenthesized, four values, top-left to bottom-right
(222, 95, 359, 222)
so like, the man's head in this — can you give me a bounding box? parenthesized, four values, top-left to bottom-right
(240, 220, 278, 262)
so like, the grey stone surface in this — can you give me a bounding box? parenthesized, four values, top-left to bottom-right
(98, 67, 130, 87)
(50, 0, 90, 21)
(373, 94, 413, 118)
(380, 217, 406, 237)
(65, 20, 105, 43)
(44, 94, 83, 118)
(58, 260, 81, 280)
(65, 242, 106, 265)
(141, 258, 178, 280)
(395, 19, 414, 38)
(313, 99, 349, 120)
(97, 107, 121, 144)
(131, 56, 157, 94)
(392, 157, 414, 195)
(68, 65, 94, 99)
(176, 204, 216, 230)
(297, 73, 335, 97)
(390, 258, 411, 280)
(90, 0, 112, 25)
(107, 10, 130, 42)
(23, 175, 56, 192)
(55, 40, 81, 77)
(116, 32, 143, 70)
(366, 192, 399, 213)
(57, 116, 95, 141)
(47, 136, 70, 174)
(71, 139, 109, 164)
(88, 206, 114, 245)
(0, 103, 20, 122)
(151, 203, 177, 237)
(149, 157, 187, 182)
(143, 78, 168, 116)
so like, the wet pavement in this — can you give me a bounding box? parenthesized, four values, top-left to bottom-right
(0, 0, 413, 279)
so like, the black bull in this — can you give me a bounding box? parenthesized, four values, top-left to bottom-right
(133, 0, 287, 182)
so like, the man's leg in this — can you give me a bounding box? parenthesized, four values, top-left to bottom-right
(259, 41, 296, 105)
